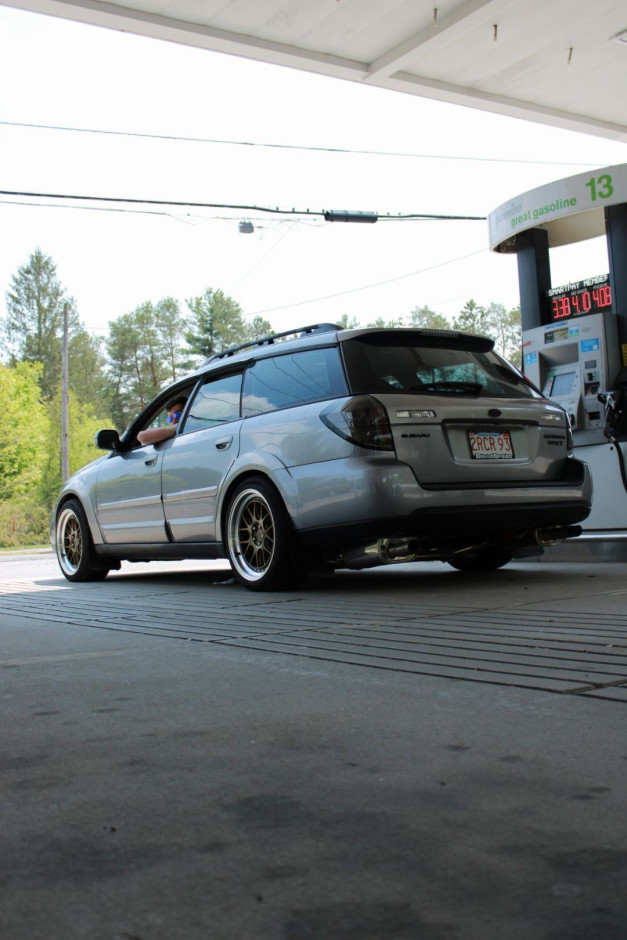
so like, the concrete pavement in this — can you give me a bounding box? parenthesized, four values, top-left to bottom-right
(1, 552, 626, 939)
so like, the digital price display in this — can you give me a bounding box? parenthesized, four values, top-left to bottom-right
(544, 274, 612, 322)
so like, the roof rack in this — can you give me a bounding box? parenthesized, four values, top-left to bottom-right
(206, 323, 341, 362)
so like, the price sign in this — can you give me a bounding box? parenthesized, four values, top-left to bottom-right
(544, 275, 612, 323)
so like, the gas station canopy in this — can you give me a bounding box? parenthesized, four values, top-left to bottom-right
(3, 0, 627, 141)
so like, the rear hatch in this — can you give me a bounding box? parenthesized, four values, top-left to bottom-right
(378, 393, 567, 484)
(340, 328, 569, 485)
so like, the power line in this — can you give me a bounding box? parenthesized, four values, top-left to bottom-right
(246, 248, 487, 316)
(0, 189, 487, 221)
(0, 119, 605, 167)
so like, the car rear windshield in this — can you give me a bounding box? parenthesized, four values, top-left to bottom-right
(342, 334, 536, 399)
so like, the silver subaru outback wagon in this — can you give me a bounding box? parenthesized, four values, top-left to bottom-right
(53, 323, 591, 591)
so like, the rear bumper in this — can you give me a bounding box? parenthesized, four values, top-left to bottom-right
(298, 498, 591, 550)
(287, 455, 592, 550)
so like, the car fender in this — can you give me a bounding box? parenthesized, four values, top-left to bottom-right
(52, 476, 104, 547)
(214, 449, 298, 543)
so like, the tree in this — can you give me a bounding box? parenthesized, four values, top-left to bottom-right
(40, 392, 110, 507)
(185, 288, 271, 358)
(485, 302, 522, 367)
(453, 299, 489, 335)
(154, 297, 193, 380)
(336, 314, 361, 329)
(0, 361, 47, 501)
(68, 328, 110, 409)
(366, 316, 405, 328)
(2, 248, 111, 414)
(106, 304, 172, 426)
(241, 314, 274, 344)
(3, 248, 79, 400)
(407, 305, 450, 330)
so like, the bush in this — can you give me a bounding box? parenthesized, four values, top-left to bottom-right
(0, 497, 49, 548)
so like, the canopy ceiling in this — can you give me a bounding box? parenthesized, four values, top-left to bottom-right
(3, 0, 627, 141)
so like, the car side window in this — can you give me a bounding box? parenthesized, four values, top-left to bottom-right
(182, 373, 243, 433)
(242, 348, 347, 416)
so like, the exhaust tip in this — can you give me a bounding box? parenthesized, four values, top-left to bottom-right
(534, 525, 582, 547)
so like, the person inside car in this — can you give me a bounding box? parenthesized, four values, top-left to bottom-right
(137, 396, 188, 445)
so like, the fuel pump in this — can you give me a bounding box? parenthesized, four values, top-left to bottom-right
(522, 301, 619, 443)
(598, 368, 627, 494)
(488, 163, 627, 551)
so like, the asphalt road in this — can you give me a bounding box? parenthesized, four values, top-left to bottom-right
(1, 550, 626, 940)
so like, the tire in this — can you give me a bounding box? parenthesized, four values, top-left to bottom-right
(225, 478, 304, 591)
(447, 547, 513, 573)
(55, 499, 109, 582)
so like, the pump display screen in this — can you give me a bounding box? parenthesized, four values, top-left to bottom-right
(544, 275, 612, 322)
(550, 371, 576, 397)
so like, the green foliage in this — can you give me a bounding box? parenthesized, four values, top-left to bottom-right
(485, 302, 522, 367)
(362, 306, 450, 331)
(335, 314, 361, 329)
(186, 288, 245, 357)
(39, 393, 109, 507)
(0, 361, 49, 547)
(407, 305, 450, 330)
(2, 248, 82, 400)
(243, 315, 274, 344)
(0, 497, 49, 548)
(154, 297, 194, 380)
(68, 328, 110, 408)
(105, 292, 266, 429)
(0, 361, 47, 501)
(185, 288, 272, 358)
(449, 299, 521, 366)
(453, 299, 490, 335)
(106, 300, 187, 428)
(366, 316, 405, 328)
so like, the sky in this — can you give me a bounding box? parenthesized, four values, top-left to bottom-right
(1, 4, 626, 342)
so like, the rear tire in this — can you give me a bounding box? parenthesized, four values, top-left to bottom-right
(56, 499, 109, 582)
(448, 547, 513, 573)
(225, 478, 305, 591)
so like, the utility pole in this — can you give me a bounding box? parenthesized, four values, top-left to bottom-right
(61, 302, 70, 482)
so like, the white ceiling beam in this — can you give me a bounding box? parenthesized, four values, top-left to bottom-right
(365, 0, 498, 82)
(2, 0, 370, 79)
(379, 69, 627, 142)
(4, 0, 627, 141)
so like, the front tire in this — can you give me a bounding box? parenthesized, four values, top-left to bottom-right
(56, 499, 109, 582)
(448, 547, 513, 573)
(225, 478, 304, 591)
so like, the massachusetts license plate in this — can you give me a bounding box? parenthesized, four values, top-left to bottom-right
(467, 429, 514, 459)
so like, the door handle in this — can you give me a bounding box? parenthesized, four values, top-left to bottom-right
(215, 437, 233, 451)
(144, 457, 158, 467)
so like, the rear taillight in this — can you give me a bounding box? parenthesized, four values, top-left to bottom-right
(320, 396, 394, 451)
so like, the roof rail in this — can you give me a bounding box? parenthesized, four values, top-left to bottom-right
(206, 323, 341, 362)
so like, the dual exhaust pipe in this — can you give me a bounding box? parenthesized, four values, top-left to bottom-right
(329, 526, 583, 570)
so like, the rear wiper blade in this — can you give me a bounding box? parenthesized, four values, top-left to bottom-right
(410, 381, 483, 395)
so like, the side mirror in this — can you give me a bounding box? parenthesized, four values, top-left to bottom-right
(95, 429, 121, 451)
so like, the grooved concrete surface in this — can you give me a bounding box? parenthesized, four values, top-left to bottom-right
(1, 552, 627, 940)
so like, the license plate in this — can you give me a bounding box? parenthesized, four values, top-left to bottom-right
(467, 429, 514, 459)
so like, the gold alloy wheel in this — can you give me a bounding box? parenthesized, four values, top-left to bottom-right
(227, 487, 276, 582)
(57, 505, 84, 576)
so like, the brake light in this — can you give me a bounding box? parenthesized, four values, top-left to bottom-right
(320, 396, 394, 451)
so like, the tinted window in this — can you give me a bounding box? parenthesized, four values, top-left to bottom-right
(242, 348, 347, 416)
(343, 339, 535, 399)
(183, 373, 242, 432)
